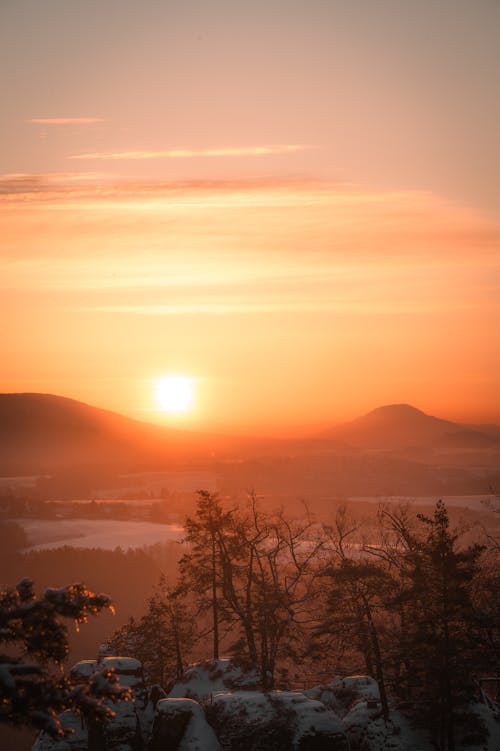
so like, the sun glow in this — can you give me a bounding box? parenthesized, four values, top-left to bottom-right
(155, 376, 194, 413)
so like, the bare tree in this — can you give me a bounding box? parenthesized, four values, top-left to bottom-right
(317, 506, 391, 721)
(179, 492, 324, 688)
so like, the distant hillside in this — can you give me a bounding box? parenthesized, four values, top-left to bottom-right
(433, 429, 500, 450)
(0, 393, 218, 474)
(1, 394, 498, 479)
(318, 404, 495, 450)
(467, 423, 500, 442)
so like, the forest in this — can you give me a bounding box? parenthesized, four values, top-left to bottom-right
(1, 493, 499, 750)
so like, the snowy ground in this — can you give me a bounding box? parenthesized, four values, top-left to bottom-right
(0, 469, 218, 494)
(347, 494, 496, 509)
(17, 518, 183, 551)
(32, 658, 500, 751)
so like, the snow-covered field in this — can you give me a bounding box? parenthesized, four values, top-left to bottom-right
(17, 518, 183, 552)
(348, 494, 495, 509)
(93, 469, 218, 497)
(0, 469, 218, 494)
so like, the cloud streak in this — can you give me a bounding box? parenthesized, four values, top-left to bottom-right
(28, 117, 106, 125)
(0, 172, 112, 194)
(80, 298, 484, 316)
(70, 144, 309, 161)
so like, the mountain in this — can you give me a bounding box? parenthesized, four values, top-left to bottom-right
(0, 393, 225, 474)
(318, 404, 467, 450)
(1, 394, 498, 478)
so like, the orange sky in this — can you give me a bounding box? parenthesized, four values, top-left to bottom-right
(1, 177, 498, 431)
(1, 1, 499, 433)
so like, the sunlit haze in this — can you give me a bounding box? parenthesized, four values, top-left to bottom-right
(1, 0, 499, 433)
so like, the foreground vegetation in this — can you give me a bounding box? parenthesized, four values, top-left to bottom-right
(107, 494, 499, 750)
(1, 494, 499, 750)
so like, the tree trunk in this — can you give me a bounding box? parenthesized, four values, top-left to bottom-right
(211, 535, 219, 660)
(244, 621, 259, 664)
(174, 629, 184, 680)
(363, 596, 390, 722)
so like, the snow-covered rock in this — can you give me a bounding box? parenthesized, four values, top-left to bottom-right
(32, 700, 141, 751)
(32, 657, 145, 751)
(101, 698, 141, 751)
(32, 711, 87, 751)
(343, 702, 432, 751)
(169, 658, 261, 701)
(331, 674, 380, 700)
(69, 656, 145, 692)
(206, 690, 349, 751)
(467, 702, 500, 751)
(69, 660, 97, 683)
(304, 684, 344, 714)
(32, 657, 500, 751)
(284, 691, 348, 750)
(100, 657, 145, 691)
(343, 699, 386, 747)
(150, 698, 220, 751)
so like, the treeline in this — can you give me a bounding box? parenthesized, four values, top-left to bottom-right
(0, 541, 182, 664)
(0, 495, 192, 522)
(108, 492, 500, 751)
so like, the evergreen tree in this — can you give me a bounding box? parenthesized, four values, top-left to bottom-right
(179, 490, 235, 660)
(389, 501, 485, 750)
(107, 576, 196, 687)
(0, 579, 127, 736)
(316, 508, 392, 720)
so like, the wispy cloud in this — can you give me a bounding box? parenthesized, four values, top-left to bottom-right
(28, 117, 106, 125)
(0, 172, 113, 196)
(83, 303, 329, 315)
(84, 299, 484, 316)
(70, 144, 308, 161)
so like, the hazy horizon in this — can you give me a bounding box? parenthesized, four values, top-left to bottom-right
(2, 391, 500, 446)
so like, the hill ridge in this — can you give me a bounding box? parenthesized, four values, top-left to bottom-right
(1, 393, 498, 474)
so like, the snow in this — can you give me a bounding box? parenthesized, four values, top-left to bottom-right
(32, 710, 87, 751)
(344, 702, 432, 751)
(94, 470, 217, 496)
(472, 702, 500, 751)
(154, 698, 221, 751)
(69, 656, 144, 692)
(348, 494, 495, 509)
(209, 690, 348, 750)
(17, 518, 182, 551)
(304, 684, 343, 713)
(286, 692, 346, 748)
(100, 657, 142, 673)
(169, 659, 261, 701)
(69, 660, 97, 682)
(102, 699, 139, 751)
(31, 663, 500, 751)
(331, 674, 381, 700)
(210, 690, 274, 724)
(100, 657, 145, 690)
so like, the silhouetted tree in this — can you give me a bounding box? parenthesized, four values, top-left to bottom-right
(180, 492, 324, 688)
(179, 490, 234, 660)
(372, 501, 486, 749)
(0, 579, 128, 736)
(316, 507, 391, 720)
(108, 575, 196, 686)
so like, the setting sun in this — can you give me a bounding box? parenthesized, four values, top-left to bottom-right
(155, 376, 194, 413)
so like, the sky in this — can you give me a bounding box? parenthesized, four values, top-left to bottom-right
(1, 0, 499, 433)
